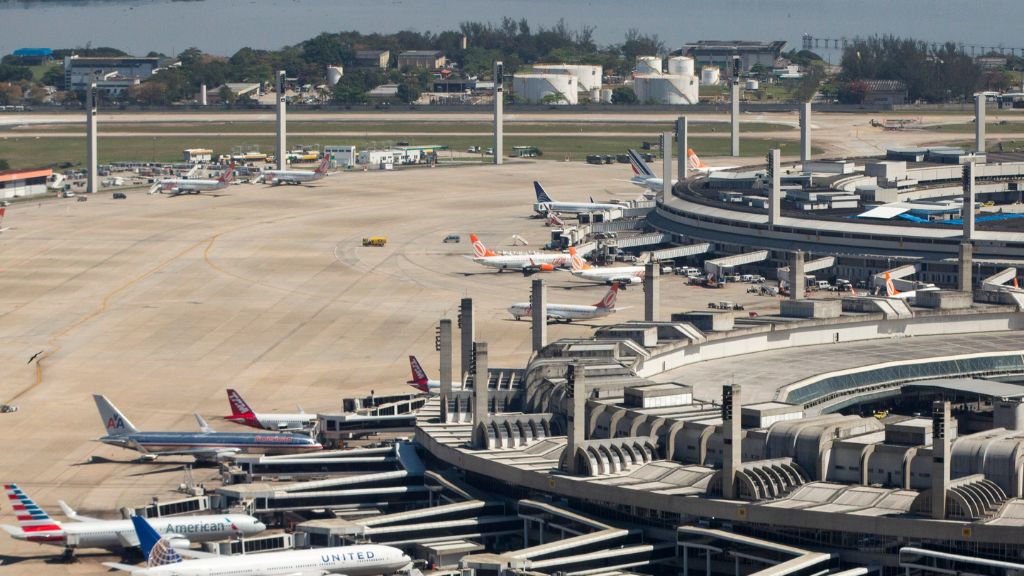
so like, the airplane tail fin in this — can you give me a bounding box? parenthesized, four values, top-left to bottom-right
(408, 356, 430, 384)
(470, 234, 496, 258)
(533, 181, 554, 204)
(568, 247, 589, 272)
(316, 154, 331, 174)
(226, 389, 256, 418)
(218, 163, 236, 184)
(195, 413, 213, 433)
(93, 395, 139, 436)
(884, 272, 900, 297)
(595, 283, 620, 309)
(4, 484, 63, 540)
(687, 148, 706, 170)
(627, 149, 655, 177)
(131, 516, 183, 567)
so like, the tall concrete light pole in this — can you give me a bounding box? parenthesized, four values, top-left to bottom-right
(276, 70, 287, 170)
(493, 61, 504, 165)
(86, 83, 98, 194)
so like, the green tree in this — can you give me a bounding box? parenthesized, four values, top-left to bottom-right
(0, 159, 9, 171)
(0, 83, 22, 105)
(0, 64, 32, 82)
(611, 85, 638, 104)
(539, 91, 567, 105)
(41, 67, 64, 89)
(621, 29, 665, 63)
(396, 80, 422, 103)
(217, 85, 237, 104)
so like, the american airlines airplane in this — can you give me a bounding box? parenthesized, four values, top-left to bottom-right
(407, 355, 459, 394)
(94, 394, 321, 461)
(105, 516, 411, 576)
(469, 234, 570, 274)
(508, 283, 620, 322)
(0, 484, 264, 552)
(532, 182, 621, 215)
(151, 164, 236, 196)
(223, 389, 317, 432)
(261, 155, 331, 186)
(568, 247, 645, 285)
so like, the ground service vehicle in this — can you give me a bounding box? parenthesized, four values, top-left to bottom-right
(363, 236, 387, 247)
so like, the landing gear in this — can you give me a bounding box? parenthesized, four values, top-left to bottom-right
(58, 547, 78, 563)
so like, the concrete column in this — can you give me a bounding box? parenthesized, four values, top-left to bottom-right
(722, 384, 742, 499)
(565, 361, 586, 474)
(767, 149, 781, 226)
(730, 82, 741, 157)
(473, 341, 488, 422)
(962, 161, 976, 240)
(790, 250, 806, 300)
(531, 279, 547, 352)
(276, 70, 287, 170)
(459, 298, 475, 383)
(799, 102, 812, 164)
(86, 83, 98, 194)
(644, 260, 660, 321)
(661, 131, 673, 201)
(975, 93, 986, 153)
(493, 61, 504, 165)
(439, 318, 453, 421)
(959, 242, 973, 292)
(676, 116, 688, 179)
(932, 400, 952, 520)
(200, 84, 208, 106)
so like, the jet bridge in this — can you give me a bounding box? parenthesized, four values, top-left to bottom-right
(643, 242, 711, 262)
(777, 255, 835, 277)
(703, 250, 769, 277)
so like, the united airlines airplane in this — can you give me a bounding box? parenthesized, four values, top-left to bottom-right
(105, 516, 411, 576)
(0, 484, 264, 553)
(94, 395, 321, 461)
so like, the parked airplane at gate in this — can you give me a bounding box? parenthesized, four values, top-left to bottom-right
(0, 484, 264, 552)
(223, 389, 317, 431)
(625, 149, 676, 192)
(261, 155, 331, 185)
(104, 516, 411, 576)
(686, 148, 738, 175)
(468, 234, 569, 274)
(568, 247, 645, 285)
(94, 394, 321, 460)
(151, 164, 235, 195)
(508, 283, 621, 322)
(407, 355, 459, 394)
(532, 182, 620, 215)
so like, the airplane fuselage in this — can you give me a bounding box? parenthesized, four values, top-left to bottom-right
(99, 430, 321, 457)
(125, 543, 410, 576)
(473, 253, 569, 271)
(572, 266, 645, 284)
(533, 201, 620, 215)
(5, 514, 263, 550)
(508, 303, 614, 321)
(158, 179, 228, 193)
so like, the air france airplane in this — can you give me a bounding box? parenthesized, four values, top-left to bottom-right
(94, 394, 321, 461)
(104, 516, 411, 576)
(0, 484, 264, 553)
(508, 283, 621, 322)
(223, 389, 317, 432)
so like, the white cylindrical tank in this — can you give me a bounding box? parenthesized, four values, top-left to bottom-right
(600, 88, 613, 103)
(745, 79, 760, 90)
(633, 74, 698, 105)
(511, 74, 578, 104)
(635, 56, 662, 75)
(327, 66, 344, 86)
(589, 88, 600, 102)
(701, 67, 721, 86)
(532, 64, 602, 91)
(666, 56, 695, 77)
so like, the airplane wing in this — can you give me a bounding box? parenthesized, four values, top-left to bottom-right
(141, 447, 241, 459)
(102, 562, 142, 573)
(176, 547, 221, 559)
(116, 530, 140, 548)
(58, 500, 101, 522)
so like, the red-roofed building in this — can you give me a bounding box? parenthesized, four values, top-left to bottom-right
(0, 168, 53, 199)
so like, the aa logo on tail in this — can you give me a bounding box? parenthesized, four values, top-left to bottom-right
(107, 416, 125, 430)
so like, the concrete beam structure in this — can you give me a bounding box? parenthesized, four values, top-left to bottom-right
(790, 250, 806, 300)
(722, 384, 741, 499)
(439, 318, 453, 421)
(460, 298, 475, 383)
(531, 279, 547, 353)
(676, 116, 688, 179)
(276, 70, 287, 170)
(661, 131, 673, 201)
(200, 84, 207, 106)
(767, 149, 781, 226)
(473, 341, 488, 423)
(963, 162, 976, 240)
(932, 400, 952, 520)
(959, 242, 973, 293)
(86, 83, 98, 195)
(493, 61, 504, 166)
(975, 93, 986, 153)
(730, 83, 740, 157)
(800, 102, 812, 164)
(564, 361, 586, 474)
(644, 260, 660, 322)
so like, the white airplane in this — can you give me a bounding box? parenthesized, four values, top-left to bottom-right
(223, 389, 317, 431)
(626, 149, 676, 192)
(261, 155, 331, 186)
(105, 515, 411, 576)
(469, 234, 570, 274)
(152, 164, 236, 195)
(533, 182, 621, 215)
(568, 246, 645, 285)
(686, 148, 738, 175)
(0, 206, 8, 232)
(881, 271, 940, 300)
(407, 355, 459, 394)
(508, 283, 620, 322)
(0, 483, 264, 553)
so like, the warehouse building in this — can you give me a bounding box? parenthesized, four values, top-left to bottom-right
(63, 55, 167, 93)
(0, 167, 53, 199)
(355, 50, 390, 69)
(397, 51, 445, 70)
(682, 40, 786, 73)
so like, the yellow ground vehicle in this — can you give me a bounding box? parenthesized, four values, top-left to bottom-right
(362, 236, 387, 247)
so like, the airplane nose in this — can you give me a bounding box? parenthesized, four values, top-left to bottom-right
(256, 521, 267, 531)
